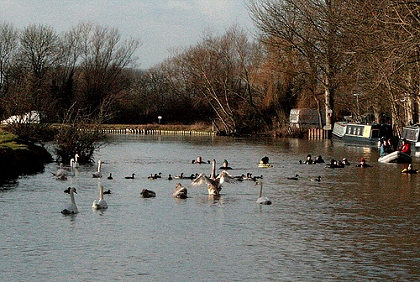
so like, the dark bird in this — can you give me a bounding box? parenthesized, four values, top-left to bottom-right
(311, 176, 321, 182)
(287, 174, 300, 180)
(125, 173, 135, 179)
(140, 189, 156, 198)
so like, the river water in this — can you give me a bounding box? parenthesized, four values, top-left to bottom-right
(0, 135, 419, 281)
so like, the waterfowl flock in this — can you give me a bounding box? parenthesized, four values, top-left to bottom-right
(56, 156, 276, 214)
(56, 153, 378, 214)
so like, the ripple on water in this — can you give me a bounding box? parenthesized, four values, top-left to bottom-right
(1, 136, 420, 281)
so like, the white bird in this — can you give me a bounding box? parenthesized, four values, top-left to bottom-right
(191, 159, 236, 195)
(61, 187, 78, 214)
(92, 160, 103, 178)
(92, 183, 108, 209)
(72, 154, 80, 168)
(54, 163, 69, 180)
(255, 181, 272, 205)
(173, 183, 188, 199)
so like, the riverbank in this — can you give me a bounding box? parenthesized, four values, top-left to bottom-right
(0, 130, 52, 184)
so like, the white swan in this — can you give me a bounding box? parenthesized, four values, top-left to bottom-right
(92, 183, 108, 209)
(92, 160, 103, 178)
(173, 183, 188, 199)
(255, 181, 272, 205)
(70, 154, 79, 168)
(55, 163, 69, 180)
(61, 187, 78, 214)
(191, 159, 236, 195)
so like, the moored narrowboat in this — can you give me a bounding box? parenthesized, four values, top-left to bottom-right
(332, 121, 393, 147)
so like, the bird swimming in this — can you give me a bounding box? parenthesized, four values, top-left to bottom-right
(148, 173, 162, 180)
(72, 154, 80, 169)
(103, 189, 112, 194)
(92, 183, 108, 209)
(140, 189, 156, 198)
(54, 163, 69, 180)
(191, 159, 236, 195)
(287, 174, 300, 180)
(107, 173, 113, 180)
(255, 181, 272, 205)
(61, 187, 78, 214)
(92, 160, 103, 178)
(173, 183, 188, 199)
(125, 173, 135, 179)
(311, 176, 321, 182)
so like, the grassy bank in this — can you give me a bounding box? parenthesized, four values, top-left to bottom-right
(0, 129, 52, 184)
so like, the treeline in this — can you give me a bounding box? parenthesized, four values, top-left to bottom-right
(1, 1, 420, 136)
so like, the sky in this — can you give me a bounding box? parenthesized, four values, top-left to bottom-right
(0, 0, 256, 69)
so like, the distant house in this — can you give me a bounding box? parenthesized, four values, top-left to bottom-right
(289, 108, 325, 129)
(1, 111, 40, 125)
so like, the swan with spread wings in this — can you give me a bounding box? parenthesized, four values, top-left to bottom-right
(191, 159, 236, 195)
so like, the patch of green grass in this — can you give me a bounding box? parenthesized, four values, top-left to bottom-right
(0, 130, 28, 150)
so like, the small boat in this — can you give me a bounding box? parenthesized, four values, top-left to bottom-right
(332, 121, 393, 147)
(378, 151, 412, 164)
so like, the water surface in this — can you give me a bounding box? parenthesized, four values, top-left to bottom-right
(1, 135, 419, 281)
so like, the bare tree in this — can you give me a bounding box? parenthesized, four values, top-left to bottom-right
(75, 22, 140, 121)
(170, 26, 264, 134)
(0, 22, 18, 98)
(249, 0, 354, 129)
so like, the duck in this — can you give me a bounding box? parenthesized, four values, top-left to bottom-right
(287, 174, 300, 180)
(255, 181, 272, 205)
(92, 183, 108, 209)
(148, 173, 162, 180)
(311, 176, 321, 182)
(173, 183, 188, 199)
(140, 189, 156, 198)
(61, 187, 78, 214)
(234, 175, 245, 181)
(92, 160, 103, 178)
(191, 159, 236, 195)
(241, 173, 263, 181)
(174, 173, 184, 179)
(168, 174, 173, 180)
(125, 173, 135, 179)
(103, 189, 112, 194)
(107, 173, 113, 180)
(184, 173, 198, 180)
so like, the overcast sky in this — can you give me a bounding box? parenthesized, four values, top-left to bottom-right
(0, 0, 256, 69)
